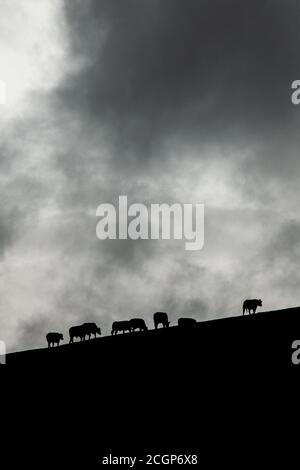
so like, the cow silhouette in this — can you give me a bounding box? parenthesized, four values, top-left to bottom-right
(111, 320, 131, 335)
(46, 332, 64, 348)
(153, 312, 170, 329)
(69, 325, 85, 343)
(243, 299, 262, 315)
(81, 322, 101, 340)
(178, 317, 197, 328)
(129, 318, 148, 332)
(69, 323, 101, 343)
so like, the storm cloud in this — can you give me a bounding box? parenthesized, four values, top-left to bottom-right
(1, 0, 300, 351)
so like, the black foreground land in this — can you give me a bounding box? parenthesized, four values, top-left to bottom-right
(2, 308, 300, 467)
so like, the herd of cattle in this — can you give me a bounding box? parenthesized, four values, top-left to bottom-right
(46, 312, 191, 347)
(46, 299, 263, 347)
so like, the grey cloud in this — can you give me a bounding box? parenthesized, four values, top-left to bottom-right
(3, 1, 300, 351)
(59, 0, 300, 164)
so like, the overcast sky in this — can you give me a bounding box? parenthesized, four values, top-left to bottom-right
(1, 0, 300, 351)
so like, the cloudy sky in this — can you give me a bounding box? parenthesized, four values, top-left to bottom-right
(1, 0, 300, 351)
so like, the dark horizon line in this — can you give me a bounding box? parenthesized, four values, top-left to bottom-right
(6, 304, 300, 357)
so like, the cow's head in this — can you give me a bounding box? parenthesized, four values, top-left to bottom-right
(96, 327, 101, 335)
(60, 334, 64, 341)
(258, 299, 262, 306)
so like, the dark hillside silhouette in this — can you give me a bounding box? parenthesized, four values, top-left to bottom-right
(4, 306, 300, 467)
(7, 307, 299, 371)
